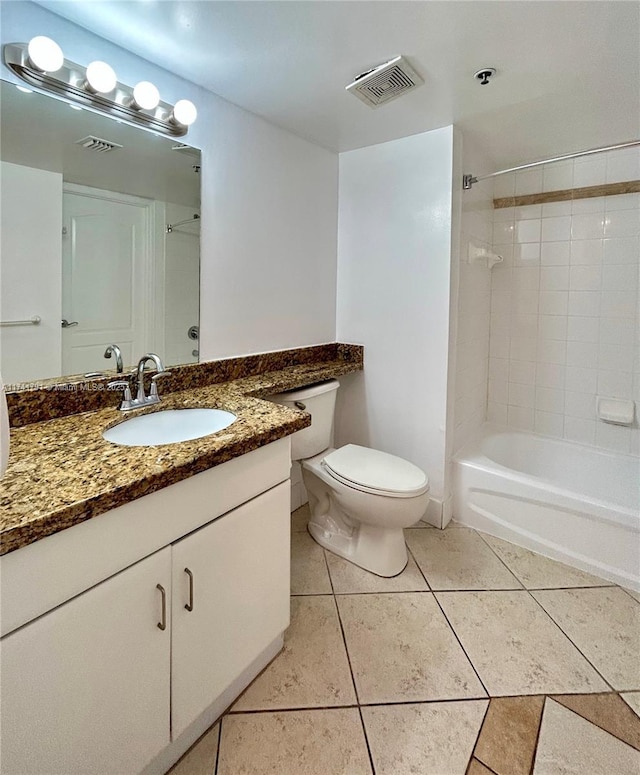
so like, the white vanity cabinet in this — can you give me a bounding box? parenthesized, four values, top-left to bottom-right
(0, 547, 173, 775)
(0, 438, 291, 775)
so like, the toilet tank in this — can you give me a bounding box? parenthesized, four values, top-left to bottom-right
(268, 379, 339, 461)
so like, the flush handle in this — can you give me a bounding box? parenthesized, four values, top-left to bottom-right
(184, 567, 194, 612)
(294, 401, 306, 410)
(156, 584, 167, 631)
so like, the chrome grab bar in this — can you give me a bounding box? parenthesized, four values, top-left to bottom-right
(0, 316, 41, 327)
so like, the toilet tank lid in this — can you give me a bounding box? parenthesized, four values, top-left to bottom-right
(268, 379, 340, 402)
(323, 444, 429, 496)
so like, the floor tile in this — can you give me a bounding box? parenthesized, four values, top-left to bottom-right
(167, 723, 219, 775)
(552, 693, 640, 751)
(217, 708, 372, 775)
(336, 592, 486, 704)
(290, 532, 332, 595)
(623, 587, 640, 604)
(232, 596, 356, 711)
(326, 551, 429, 594)
(474, 696, 544, 775)
(436, 591, 609, 695)
(406, 528, 522, 590)
(532, 587, 640, 690)
(361, 700, 488, 775)
(532, 698, 640, 774)
(622, 693, 640, 718)
(290, 504, 309, 533)
(481, 534, 609, 589)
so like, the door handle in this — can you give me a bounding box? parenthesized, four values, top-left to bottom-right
(61, 319, 78, 328)
(156, 584, 167, 630)
(184, 568, 194, 612)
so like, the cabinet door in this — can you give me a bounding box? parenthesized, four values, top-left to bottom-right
(0, 547, 171, 775)
(171, 482, 290, 738)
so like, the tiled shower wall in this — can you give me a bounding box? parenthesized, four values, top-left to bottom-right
(488, 148, 640, 455)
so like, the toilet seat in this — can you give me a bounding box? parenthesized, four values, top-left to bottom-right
(322, 444, 429, 499)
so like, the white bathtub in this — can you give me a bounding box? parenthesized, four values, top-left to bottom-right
(453, 425, 640, 590)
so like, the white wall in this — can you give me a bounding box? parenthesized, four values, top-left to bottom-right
(451, 134, 495, 452)
(0, 1, 338, 361)
(0, 162, 62, 383)
(488, 147, 640, 455)
(335, 127, 455, 523)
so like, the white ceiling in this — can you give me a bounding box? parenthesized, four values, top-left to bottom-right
(36, 1, 640, 168)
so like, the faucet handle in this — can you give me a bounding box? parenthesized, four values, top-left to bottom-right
(150, 370, 171, 398)
(108, 380, 133, 411)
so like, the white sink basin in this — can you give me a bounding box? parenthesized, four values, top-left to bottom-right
(103, 408, 237, 447)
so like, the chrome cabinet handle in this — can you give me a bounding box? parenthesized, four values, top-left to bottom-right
(184, 568, 194, 612)
(156, 584, 167, 631)
(61, 319, 78, 328)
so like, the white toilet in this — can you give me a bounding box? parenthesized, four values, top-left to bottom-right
(270, 379, 429, 577)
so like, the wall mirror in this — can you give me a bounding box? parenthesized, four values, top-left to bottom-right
(0, 79, 201, 387)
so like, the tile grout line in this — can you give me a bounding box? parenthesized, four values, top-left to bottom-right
(323, 547, 378, 775)
(405, 542, 492, 699)
(529, 696, 549, 775)
(213, 719, 221, 775)
(550, 695, 640, 754)
(474, 527, 617, 592)
(522, 589, 616, 693)
(464, 697, 491, 775)
(471, 527, 624, 694)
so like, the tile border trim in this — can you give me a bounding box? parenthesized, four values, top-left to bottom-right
(494, 180, 640, 209)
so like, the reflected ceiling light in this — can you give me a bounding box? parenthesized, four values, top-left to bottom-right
(27, 36, 63, 73)
(3, 40, 196, 137)
(172, 99, 197, 127)
(85, 60, 117, 93)
(132, 80, 160, 111)
(15, 84, 33, 93)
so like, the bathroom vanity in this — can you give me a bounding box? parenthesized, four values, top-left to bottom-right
(1, 439, 291, 775)
(0, 347, 364, 775)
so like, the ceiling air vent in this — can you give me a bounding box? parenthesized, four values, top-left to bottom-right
(75, 135, 123, 153)
(346, 56, 424, 108)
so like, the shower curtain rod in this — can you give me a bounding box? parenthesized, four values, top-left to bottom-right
(166, 214, 200, 233)
(462, 139, 640, 190)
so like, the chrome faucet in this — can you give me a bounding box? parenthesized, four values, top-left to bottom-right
(108, 353, 170, 411)
(135, 353, 171, 406)
(104, 344, 124, 374)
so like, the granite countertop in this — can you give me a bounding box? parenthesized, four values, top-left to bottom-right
(0, 359, 359, 555)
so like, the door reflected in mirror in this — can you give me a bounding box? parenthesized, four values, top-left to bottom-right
(0, 80, 201, 386)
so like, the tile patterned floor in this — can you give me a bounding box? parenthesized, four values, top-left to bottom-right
(169, 506, 640, 775)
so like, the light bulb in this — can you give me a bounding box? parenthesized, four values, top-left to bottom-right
(27, 36, 64, 73)
(132, 81, 160, 110)
(85, 61, 117, 94)
(172, 99, 197, 126)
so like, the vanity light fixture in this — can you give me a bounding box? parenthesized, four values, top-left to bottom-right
(3, 38, 197, 137)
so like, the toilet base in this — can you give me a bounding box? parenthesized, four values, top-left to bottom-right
(308, 513, 408, 577)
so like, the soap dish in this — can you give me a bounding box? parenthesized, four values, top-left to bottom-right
(596, 397, 635, 426)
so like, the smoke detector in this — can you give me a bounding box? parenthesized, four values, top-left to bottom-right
(346, 56, 424, 108)
(75, 135, 123, 153)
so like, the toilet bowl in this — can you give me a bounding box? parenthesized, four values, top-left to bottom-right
(269, 380, 429, 577)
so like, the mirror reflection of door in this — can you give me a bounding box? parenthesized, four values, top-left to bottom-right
(61, 185, 154, 376)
